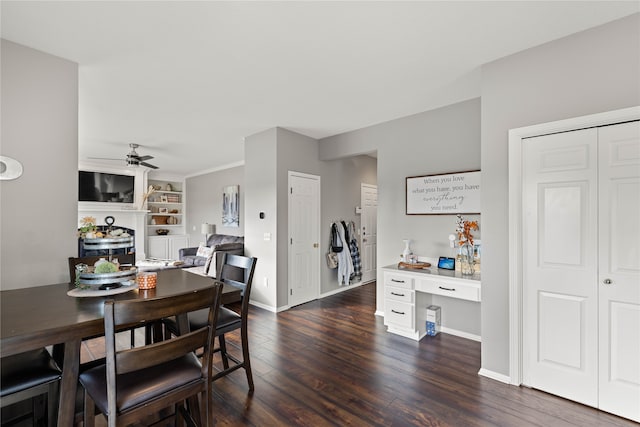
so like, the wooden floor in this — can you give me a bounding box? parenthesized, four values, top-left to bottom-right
(82, 282, 636, 427)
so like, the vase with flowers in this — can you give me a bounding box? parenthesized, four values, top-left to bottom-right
(456, 214, 479, 275)
(79, 216, 98, 239)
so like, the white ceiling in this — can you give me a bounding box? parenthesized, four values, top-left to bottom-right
(2, 1, 638, 177)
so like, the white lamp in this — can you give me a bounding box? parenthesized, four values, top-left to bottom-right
(201, 223, 215, 242)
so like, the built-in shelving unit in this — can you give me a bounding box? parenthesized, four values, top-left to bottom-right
(146, 179, 189, 259)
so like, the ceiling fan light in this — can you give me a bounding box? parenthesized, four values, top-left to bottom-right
(126, 158, 139, 167)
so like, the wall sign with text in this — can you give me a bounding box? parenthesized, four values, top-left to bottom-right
(406, 170, 481, 215)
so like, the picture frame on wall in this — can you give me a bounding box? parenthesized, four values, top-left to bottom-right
(222, 185, 240, 227)
(158, 207, 168, 214)
(406, 170, 481, 215)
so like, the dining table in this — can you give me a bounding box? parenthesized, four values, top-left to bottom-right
(0, 268, 242, 426)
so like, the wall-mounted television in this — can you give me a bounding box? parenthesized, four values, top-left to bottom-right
(79, 171, 135, 203)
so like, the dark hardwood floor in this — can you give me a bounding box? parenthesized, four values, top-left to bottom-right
(83, 282, 636, 427)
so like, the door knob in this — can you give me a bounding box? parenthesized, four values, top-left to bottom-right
(313, 243, 319, 248)
(363, 238, 367, 243)
(603, 278, 613, 285)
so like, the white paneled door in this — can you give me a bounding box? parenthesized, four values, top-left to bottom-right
(523, 121, 640, 422)
(360, 184, 377, 283)
(597, 122, 640, 421)
(288, 172, 321, 307)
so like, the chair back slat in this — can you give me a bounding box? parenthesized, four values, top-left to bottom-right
(115, 329, 209, 375)
(219, 254, 257, 304)
(111, 289, 214, 326)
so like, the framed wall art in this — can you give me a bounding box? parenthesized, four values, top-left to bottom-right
(406, 170, 481, 215)
(222, 185, 240, 227)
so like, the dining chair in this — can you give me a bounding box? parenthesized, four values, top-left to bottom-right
(0, 348, 62, 426)
(78, 282, 223, 427)
(165, 253, 257, 392)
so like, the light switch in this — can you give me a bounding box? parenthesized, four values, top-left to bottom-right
(263, 232, 271, 241)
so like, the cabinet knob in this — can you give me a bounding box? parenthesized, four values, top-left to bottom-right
(603, 278, 613, 285)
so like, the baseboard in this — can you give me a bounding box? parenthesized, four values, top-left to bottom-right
(320, 280, 366, 298)
(478, 368, 511, 384)
(248, 300, 278, 313)
(440, 326, 481, 342)
(374, 310, 384, 317)
(249, 281, 369, 313)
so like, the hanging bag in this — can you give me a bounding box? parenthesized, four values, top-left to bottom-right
(326, 224, 339, 269)
(331, 223, 343, 253)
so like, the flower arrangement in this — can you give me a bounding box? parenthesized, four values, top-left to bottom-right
(456, 214, 479, 246)
(79, 216, 97, 237)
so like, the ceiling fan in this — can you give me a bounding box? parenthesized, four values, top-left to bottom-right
(89, 143, 159, 169)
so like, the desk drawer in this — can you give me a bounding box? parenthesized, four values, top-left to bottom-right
(385, 286, 414, 303)
(384, 273, 414, 290)
(419, 279, 480, 302)
(385, 300, 414, 328)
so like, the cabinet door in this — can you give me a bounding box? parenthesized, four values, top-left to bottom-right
(168, 235, 189, 260)
(147, 237, 168, 259)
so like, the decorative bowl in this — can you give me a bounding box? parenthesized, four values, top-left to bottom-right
(156, 229, 170, 235)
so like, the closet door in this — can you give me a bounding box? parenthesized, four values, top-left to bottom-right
(522, 128, 599, 406)
(598, 121, 640, 422)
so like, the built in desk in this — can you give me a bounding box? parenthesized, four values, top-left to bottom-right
(382, 264, 481, 341)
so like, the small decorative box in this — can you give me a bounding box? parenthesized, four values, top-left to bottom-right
(137, 272, 157, 290)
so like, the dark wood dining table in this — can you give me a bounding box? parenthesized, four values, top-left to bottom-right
(0, 268, 241, 426)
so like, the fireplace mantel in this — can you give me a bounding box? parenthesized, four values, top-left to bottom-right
(78, 207, 148, 261)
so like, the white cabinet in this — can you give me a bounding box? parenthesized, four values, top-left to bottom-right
(147, 235, 189, 260)
(382, 265, 481, 341)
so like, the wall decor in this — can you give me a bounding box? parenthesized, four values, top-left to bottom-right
(406, 170, 480, 215)
(222, 185, 240, 227)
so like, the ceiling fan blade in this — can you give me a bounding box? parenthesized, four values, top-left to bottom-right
(137, 155, 154, 161)
(140, 162, 159, 169)
(88, 157, 122, 161)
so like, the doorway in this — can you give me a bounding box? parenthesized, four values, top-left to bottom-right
(509, 108, 640, 422)
(288, 171, 321, 307)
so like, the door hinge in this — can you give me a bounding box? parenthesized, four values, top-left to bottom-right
(290, 289, 293, 295)
(290, 187, 293, 194)
(290, 238, 293, 244)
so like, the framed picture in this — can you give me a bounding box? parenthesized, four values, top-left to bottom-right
(406, 170, 481, 215)
(158, 207, 168, 214)
(222, 185, 240, 228)
(160, 195, 168, 203)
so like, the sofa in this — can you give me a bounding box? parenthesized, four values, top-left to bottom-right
(179, 234, 244, 277)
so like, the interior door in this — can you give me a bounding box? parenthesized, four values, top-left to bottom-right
(522, 128, 599, 406)
(360, 184, 377, 283)
(597, 121, 640, 422)
(288, 172, 320, 307)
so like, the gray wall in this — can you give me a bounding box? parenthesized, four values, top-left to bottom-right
(320, 98, 481, 335)
(185, 165, 245, 245)
(244, 128, 278, 308)
(1, 40, 78, 289)
(480, 13, 640, 376)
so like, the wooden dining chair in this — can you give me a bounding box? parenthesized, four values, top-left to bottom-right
(78, 282, 223, 427)
(0, 348, 62, 426)
(165, 253, 257, 392)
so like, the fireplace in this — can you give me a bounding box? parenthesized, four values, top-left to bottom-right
(77, 208, 148, 261)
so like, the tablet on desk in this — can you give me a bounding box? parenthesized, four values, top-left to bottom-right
(437, 257, 455, 270)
